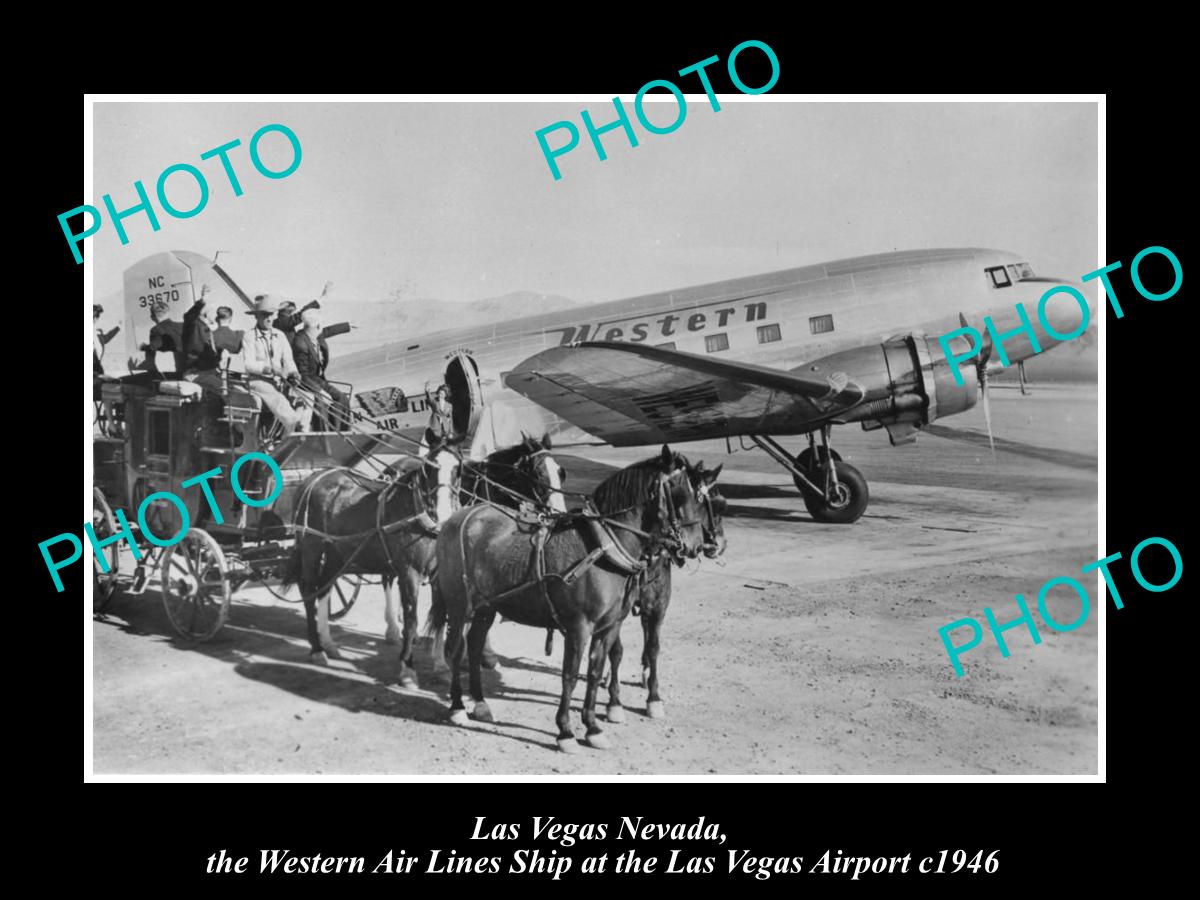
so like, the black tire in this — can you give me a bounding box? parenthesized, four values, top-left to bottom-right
(792, 446, 842, 495)
(802, 461, 869, 524)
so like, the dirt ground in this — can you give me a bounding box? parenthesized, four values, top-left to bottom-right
(91, 384, 1098, 775)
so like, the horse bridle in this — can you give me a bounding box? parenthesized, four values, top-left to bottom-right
(653, 466, 706, 560)
(694, 479, 726, 551)
(516, 447, 560, 508)
(384, 446, 463, 525)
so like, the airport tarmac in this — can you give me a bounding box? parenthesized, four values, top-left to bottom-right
(91, 384, 1098, 775)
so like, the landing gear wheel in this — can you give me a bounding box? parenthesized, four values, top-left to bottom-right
(92, 487, 119, 613)
(328, 574, 364, 621)
(801, 461, 869, 524)
(161, 528, 231, 641)
(792, 447, 842, 494)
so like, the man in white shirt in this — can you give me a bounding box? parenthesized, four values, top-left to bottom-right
(242, 294, 310, 434)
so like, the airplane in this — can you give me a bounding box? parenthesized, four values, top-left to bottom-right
(111, 248, 1093, 524)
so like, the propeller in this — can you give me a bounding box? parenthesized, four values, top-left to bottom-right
(959, 312, 996, 456)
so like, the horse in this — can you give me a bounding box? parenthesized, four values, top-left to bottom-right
(281, 436, 463, 684)
(604, 461, 727, 723)
(431, 445, 713, 752)
(383, 433, 568, 669)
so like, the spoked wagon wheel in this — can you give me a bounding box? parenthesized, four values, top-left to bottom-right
(161, 528, 231, 641)
(328, 574, 364, 621)
(92, 487, 119, 614)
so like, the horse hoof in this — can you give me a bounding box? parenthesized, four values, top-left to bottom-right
(385, 628, 402, 646)
(310, 650, 329, 666)
(472, 702, 494, 723)
(606, 704, 626, 724)
(647, 700, 666, 719)
(557, 737, 580, 753)
(398, 670, 418, 690)
(449, 708, 470, 727)
(323, 646, 344, 661)
(481, 655, 500, 671)
(586, 731, 611, 750)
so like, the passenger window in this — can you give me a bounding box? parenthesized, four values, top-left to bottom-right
(809, 314, 834, 335)
(705, 334, 729, 353)
(757, 323, 782, 343)
(986, 265, 1012, 288)
(148, 410, 170, 457)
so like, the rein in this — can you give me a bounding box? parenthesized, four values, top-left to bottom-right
(287, 456, 454, 600)
(461, 449, 565, 510)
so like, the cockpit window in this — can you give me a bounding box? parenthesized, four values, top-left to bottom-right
(1007, 262, 1035, 281)
(986, 265, 1012, 288)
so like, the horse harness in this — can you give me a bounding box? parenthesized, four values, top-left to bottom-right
(457, 468, 700, 634)
(292, 456, 455, 590)
(463, 449, 557, 508)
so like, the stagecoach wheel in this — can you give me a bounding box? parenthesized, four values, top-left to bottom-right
(802, 461, 869, 524)
(327, 574, 364, 621)
(92, 487, 119, 613)
(791, 447, 842, 495)
(161, 528, 231, 642)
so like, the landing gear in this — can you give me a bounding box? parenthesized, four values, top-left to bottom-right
(750, 427, 870, 524)
(800, 461, 868, 523)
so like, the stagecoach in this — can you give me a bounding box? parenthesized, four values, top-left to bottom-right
(91, 372, 398, 641)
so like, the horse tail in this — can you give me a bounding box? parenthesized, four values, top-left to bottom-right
(423, 585, 446, 637)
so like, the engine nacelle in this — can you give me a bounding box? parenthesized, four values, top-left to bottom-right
(794, 334, 978, 443)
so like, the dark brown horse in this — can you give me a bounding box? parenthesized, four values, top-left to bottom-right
(605, 461, 727, 723)
(282, 439, 462, 683)
(432, 445, 713, 752)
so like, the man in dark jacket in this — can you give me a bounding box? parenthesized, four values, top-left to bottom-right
(273, 300, 301, 344)
(292, 307, 351, 429)
(132, 297, 184, 377)
(181, 293, 224, 393)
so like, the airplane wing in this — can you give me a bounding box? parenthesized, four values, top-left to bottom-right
(504, 341, 866, 446)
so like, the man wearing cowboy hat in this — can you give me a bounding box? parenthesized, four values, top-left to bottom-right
(242, 294, 310, 434)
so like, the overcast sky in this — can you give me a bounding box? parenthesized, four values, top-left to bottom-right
(91, 100, 1098, 309)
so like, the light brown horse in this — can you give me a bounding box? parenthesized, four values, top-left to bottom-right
(282, 440, 462, 684)
(431, 446, 713, 752)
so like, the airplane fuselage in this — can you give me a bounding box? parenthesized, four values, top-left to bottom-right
(333, 247, 1088, 451)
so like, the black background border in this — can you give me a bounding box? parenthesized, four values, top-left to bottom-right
(31, 28, 1183, 891)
